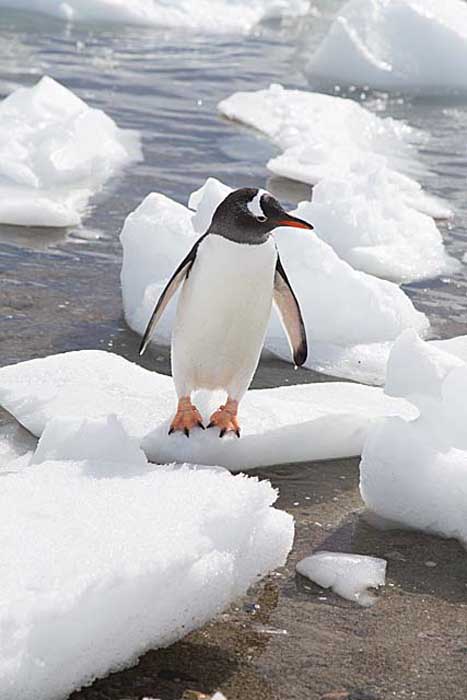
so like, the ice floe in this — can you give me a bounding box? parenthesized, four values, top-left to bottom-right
(218, 84, 450, 220)
(293, 161, 460, 283)
(219, 84, 417, 181)
(0, 0, 310, 33)
(0, 350, 415, 469)
(296, 551, 387, 606)
(360, 330, 467, 546)
(121, 178, 429, 384)
(306, 0, 467, 93)
(0, 76, 141, 227)
(218, 85, 457, 282)
(0, 413, 293, 700)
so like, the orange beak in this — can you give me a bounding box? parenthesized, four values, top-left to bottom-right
(276, 215, 313, 230)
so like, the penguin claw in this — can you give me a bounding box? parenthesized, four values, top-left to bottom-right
(208, 403, 241, 438)
(169, 401, 204, 437)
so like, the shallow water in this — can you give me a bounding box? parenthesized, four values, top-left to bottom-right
(1, 2, 467, 371)
(1, 3, 467, 699)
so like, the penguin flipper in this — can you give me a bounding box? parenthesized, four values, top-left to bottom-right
(273, 255, 307, 366)
(139, 237, 204, 357)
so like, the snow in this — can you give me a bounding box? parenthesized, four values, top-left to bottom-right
(296, 551, 386, 607)
(306, 0, 467, 93)
(0, 0, 310, 33)
(360, 329, 467, 546)
(0, 414, 293, 700)
(0, 76, 141, 227)
(120, 179, 430, 385)
(0, 350, 416, 470)
(218, 84, 451, 220)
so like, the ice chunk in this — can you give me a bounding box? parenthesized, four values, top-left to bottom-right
(0, 422, 35, 472)
(0, 350, 415, 469)
(219, 86, 456, 282)
(430, 335, 467, 365)
(360, 330, 467, 545)
(296, 551, 386, 607)
(384, 329, 465, 408)
(218, 84, 450, 220)
(0, 0, 310, 33)
(0, 416, 293, 700)
(219, 84, 414, 163)
(189, 177, 233, 235)
(0, 350, 173, 441)
(0, 76, 141, 227)
(120, 179, 429, 385)
(32, 414, 148, 469)
(293, 160, 460, 283)
(306, 0, 467, 94)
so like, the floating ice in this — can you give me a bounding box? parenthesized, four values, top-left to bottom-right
(296, 551, 387, 606)
(293, 161, 460, 283)
(0, 413, 293, 700)
(0, 350, 415, 469)
(120, 178, 429, 384)
(360, 330, 467, 545)
(0, 0, 310, 33)
(306, 0, 467, 93)
(218, 84, 450, 220)
(0, 76, 141, 227)
(218, 85, 457, 282)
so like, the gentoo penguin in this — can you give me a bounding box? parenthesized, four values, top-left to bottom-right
(139, 187, 313, 438)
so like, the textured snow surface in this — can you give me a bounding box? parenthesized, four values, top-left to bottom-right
(306, 0, 467, 93)
(296, 551, 386, 606)
(120, 179, 429, 385)
(0, 414, 293, 700)
(0, 76, 141, 227)
(0, 0, 310, 33)
(0, 350, 415, 470)
(360, 330, 467, 545)
(218, 84, 450, 220)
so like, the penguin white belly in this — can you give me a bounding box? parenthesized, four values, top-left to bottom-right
(172, 234, 277, 399)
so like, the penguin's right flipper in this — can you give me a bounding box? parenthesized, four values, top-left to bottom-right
(273, 254, 308, 366)
(139, 235, 205, 356)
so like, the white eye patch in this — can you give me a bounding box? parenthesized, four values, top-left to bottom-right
(247, 189, 269, 218)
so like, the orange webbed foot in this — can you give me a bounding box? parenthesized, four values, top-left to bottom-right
(207, 399, 240, 438)
(169, 398, 205, 437)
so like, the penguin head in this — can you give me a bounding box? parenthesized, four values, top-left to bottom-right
(208, 187, 313, 245)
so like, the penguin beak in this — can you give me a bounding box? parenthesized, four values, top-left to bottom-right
(275, 214, 314, 230)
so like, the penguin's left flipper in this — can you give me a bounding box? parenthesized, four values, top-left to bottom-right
(273, 254, 308, 367)
(139, 234, 206, 356)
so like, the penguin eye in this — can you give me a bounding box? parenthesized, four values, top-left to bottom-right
(256, 215, 267, 223)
